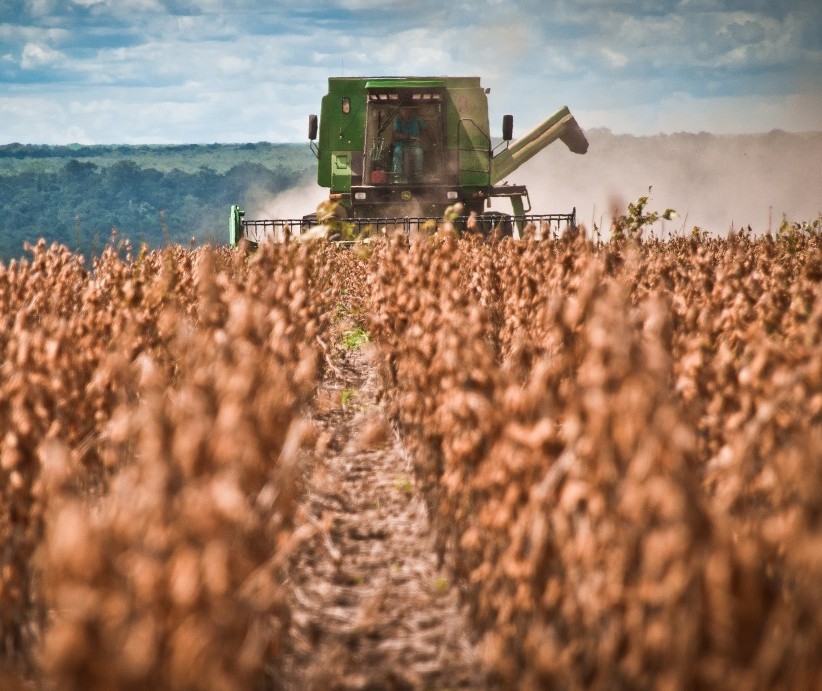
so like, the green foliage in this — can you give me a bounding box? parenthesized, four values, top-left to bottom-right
(340, 388, 356, 409)
(335, 299, 364, 322)
(778, 213, 822, 238)
(394, 476, 414, 498)
(432, 575, 450, 595)
(776, 214, 822, 255)
(0, 143, 314, 260)
(0, 142, 313, 175)
(342, 327, 369, 350)
(611, 186, 676, 241)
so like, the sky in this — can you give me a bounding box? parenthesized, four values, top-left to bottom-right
(1, 0, 821, 144)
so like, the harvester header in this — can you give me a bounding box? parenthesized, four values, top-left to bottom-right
(230, 76, 588, 244)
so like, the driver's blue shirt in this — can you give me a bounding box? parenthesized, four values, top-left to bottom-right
(394, 114, 425, 140)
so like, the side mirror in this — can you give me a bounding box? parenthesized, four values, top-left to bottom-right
(308, 114, 318, 141)
(502, 114, 513, 141)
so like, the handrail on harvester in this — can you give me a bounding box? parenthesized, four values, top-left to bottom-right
(230, 210, 577, 247)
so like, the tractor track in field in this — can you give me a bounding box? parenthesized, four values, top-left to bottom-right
(275, 346, 486, 690)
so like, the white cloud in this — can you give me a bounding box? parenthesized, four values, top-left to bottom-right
(369, 30, 456, 74)
(26, 0, 59, 17)
(336, 0, 395, 7)
(20, 42, 65, 69)
(71, 0, 165, 10)
(0, 25, 71, 44)
(189, 0, 238, 10)
(721, 18, 766, 44)
(65, 125, 92, 143)
(601, 47, 628, 68)
(173, 14, 238, 38)
(215, 55, 253, 75)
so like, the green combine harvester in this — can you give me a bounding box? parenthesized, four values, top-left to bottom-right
(229, 76, 588, 245)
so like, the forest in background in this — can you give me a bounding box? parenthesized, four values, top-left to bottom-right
(0, 143, 314, 259)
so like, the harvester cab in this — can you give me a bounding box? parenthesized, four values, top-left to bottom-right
(230, 76, 588, 245)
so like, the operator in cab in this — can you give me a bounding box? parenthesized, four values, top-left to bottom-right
(392, 106, 426, 182)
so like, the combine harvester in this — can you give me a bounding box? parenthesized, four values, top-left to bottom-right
(229, 76, 588, 245)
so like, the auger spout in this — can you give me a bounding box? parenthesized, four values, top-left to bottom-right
(491, 106, 588, 185)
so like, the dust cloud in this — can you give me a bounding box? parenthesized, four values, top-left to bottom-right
(506, 129, 822, 237)
(245, 180, 327, 222)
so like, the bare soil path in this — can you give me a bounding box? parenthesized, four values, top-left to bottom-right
(276, 347, 486, 690)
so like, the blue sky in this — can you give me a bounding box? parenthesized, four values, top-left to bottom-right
(1, 0, 820, 143)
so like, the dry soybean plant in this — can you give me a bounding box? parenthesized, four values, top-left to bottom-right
(1, 226, 821, 689)
(0, 240, 342, 688)
(366, 229, 822, 689)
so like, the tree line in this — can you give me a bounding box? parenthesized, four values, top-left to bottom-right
(0, 144, 314, 260)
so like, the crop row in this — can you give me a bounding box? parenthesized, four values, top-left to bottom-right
(366, 230, 822, 689)
(0, 239, 357, 688)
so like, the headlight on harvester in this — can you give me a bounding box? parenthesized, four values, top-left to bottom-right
(354, 192, 367, 200)
(446, 191, 459, 200)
